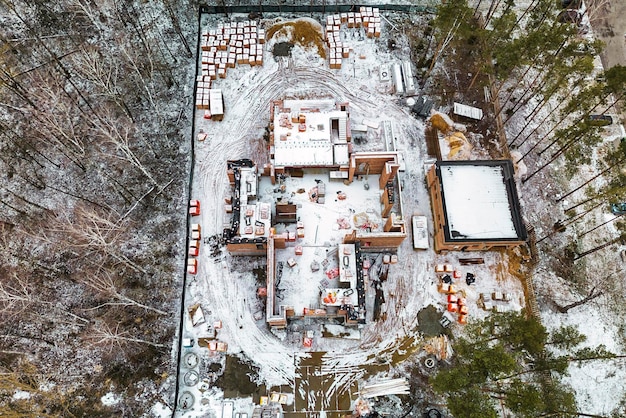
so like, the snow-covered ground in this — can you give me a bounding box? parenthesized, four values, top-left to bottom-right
(166, 3, 626, 417)
(168, 9, 530, 417)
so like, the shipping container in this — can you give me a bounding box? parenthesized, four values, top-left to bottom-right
(221, 401, 234, 418)
(209, 89, 224, 121)
(392, 63, 404, 95)
(402, 62, 416, 95)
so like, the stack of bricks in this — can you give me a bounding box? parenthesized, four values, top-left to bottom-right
(195, 77, 212, 109)
(196, 20, 265, 109)
(360, 6, 382, 38)
(325, 14, 343, 69)
(199, 20, 265, 81)
(324, 7, 382, 69)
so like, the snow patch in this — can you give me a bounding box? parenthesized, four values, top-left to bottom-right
(100, 392, 121, 406)
(151, 401, 172, 418)
(541, 293, 626, 414)
(12, 390, 31, 400)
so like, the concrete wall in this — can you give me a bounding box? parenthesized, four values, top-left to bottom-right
(265, 237, 287, 328)
(343, 230, 406, 251)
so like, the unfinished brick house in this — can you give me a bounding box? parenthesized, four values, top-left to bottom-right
(426, 160, 527, 252)
(223, 99, 407, 328)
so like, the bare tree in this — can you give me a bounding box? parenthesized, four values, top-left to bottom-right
(553, 286, 604, 313)
(0, 271, 90, 329)
(80, 269, 166, 315)
(87, 321, 166, 354)
(89, 108, 160, 187)
(0, 272, 35, 319)
(37, 205, 148, 273)
(27, 71, 88, 164)
(69, 45, 136, 122)
(585, 0, 612, 27)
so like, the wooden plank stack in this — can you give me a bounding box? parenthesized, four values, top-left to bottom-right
(359, 378, 410, 398)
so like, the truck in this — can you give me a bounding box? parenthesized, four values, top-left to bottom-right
(412, 215, 429, 250)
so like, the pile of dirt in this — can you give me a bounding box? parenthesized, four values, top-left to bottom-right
(215, 355, 266, 398)
(429, 113, 452, 133)
(444, 131, 472, 159)
(417, 305, 449, 337)
(273, 41, 294, 56)
(266, 18, 326, 58)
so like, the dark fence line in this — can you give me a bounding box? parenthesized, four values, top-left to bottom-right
(171, 8, 202, 418)
(200, 3, 437, 15)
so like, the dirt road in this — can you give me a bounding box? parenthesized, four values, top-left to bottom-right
(591, 0, 625, 118)
(592, 0, 626, 69)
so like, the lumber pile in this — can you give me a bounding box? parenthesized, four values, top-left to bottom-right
(358, 378, 410, 398)
(423, 335, 453, 361)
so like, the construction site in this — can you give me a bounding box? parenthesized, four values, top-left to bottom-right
(174, 5, 528, 418)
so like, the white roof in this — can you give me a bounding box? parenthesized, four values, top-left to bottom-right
(439, 164, 518, 240)
(209, 89, 223, 114)
(334, 144, 349, 165)
(273, 100, 349, 167)
(412, 215, 429, 249)
(453, 102, 483, 120)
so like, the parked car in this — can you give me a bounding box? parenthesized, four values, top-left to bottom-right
(557, 9, 589, 34)
(561, 0, 582, 9)
(588, 114, 613, 126)
(558, 9, 582, 24)
(611, 203, 626, 215)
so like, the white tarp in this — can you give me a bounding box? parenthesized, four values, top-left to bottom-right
(453, 102, 483, 120)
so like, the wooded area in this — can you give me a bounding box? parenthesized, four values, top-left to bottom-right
(0, 1, 196, 415)
(426, 0, 626, 320)
(417, 1, 626, 416)
(0, 0, 624, 415)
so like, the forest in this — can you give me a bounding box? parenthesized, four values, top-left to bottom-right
(0, 1, 197, 415)
(421, 0, 626, 416)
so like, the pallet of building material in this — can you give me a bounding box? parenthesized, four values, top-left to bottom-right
(359, 378, 410, 398)
(188, 303, 205, 326)
(459, 257, 484, 265)
(423, 335, 452, 361)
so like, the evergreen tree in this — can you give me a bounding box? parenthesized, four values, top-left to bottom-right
(432, 312, 609, 417)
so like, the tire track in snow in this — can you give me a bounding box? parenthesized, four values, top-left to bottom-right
(197, 256, 296, 387)
(191, 61, 430, 398)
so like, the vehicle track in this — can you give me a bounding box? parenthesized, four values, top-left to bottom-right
(190, 60, 428, 397)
